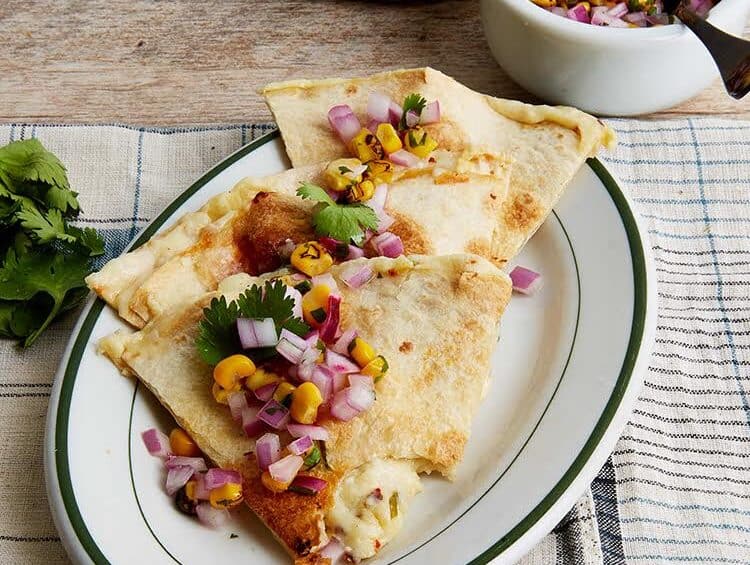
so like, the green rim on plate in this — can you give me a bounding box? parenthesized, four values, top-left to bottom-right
(52, 133, 647, 565)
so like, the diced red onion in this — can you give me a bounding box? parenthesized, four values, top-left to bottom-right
(389, 149, 420, 168)
(320, 538, 346, 561)
(646, 13, 670, 24)
(388, 101, 403, 127)
(328, 105, 361, 144)
(288, 435, 313, 455)
(237, 317, 278, 349)
(205, 468, 243, 490)
(319, 236, 350, 260)
(278, 239, 296, 260)
(623, 10, 647, 24)
(142, 428, 171, 459)
(346, 384, 376, 411)
(276, 328, 308, 364)
(332, 372, 348, 394)
(509, 266, 543, 295)
(332, 329, 357, 355)
(347, 245, 365, 260)
(348, 374, 374, 389)
(405, 110, 420, 128)
(253, 383, 278, 402)
(367, 92, 392, 123)
(372, 232, 404, 258)
(548, 6, 567, 16)
(165, 465, 194, 495)
(325, 349, 360, 374)
(591, 5, 608, 16)
(420, 100, 440, 124)
(297, 346, 320, 382)
(287, 423, 330, 441)
(255, 432, 281, 471)
(193, 473, 210, 500)
(591, 10, 628, 26)
(607, 2, 629, 17)
(330, 388, 363, 421)
(375, 207, 396, 234)
(369, 184, 388, 212)
(340, 263, 374, 289)
(228, 391, 249, 422)
(319, 295, 341, 343)
(242, 405, 266, 437)
(289, 475, 328, 495)
(304, 330, 320, 349)
(311, 365, 334, 401)
(165, 456, 208, 473)
(567, 3, 590, 23)
(258, 399, 290, 429)
(196, 502, 229, 528)
(366, 119, 381, 135)
(268, 454, 304, 483)
(312, 273, 340, 297)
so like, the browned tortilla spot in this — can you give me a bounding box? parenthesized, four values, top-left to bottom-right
(504, 192, 542, 232)
(388, 212, 433, 255)
(434, 171, 470, 185)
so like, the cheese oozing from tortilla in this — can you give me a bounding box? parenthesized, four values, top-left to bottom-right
(327, 459, 422, 560)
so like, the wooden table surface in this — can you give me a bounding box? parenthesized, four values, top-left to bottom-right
(1, 0, 748, 124)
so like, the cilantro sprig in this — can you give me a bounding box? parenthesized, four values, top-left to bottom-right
(0, 138, 104, 347)
(196, 280, 310, 365)
(297, 182, 378, 245)
(399, 93, 427, 130)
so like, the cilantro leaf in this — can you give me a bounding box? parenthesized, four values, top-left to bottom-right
(0, 249, 90, 347)
(399, 93, 427, 130)
(44, 185, 80, 215)
(296, 183, 378, 244)
(0, 301, 16, 338)
(196, 280, 310, 365)
(0, 139, 69, 189)
(17, 207, 76, 245)
(66, 226, 106, 257)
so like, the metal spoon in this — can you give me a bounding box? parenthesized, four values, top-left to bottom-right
(663, 0, 750, 99)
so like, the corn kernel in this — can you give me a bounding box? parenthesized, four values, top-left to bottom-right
(345, 179, 375, 203)
(302, 284, 331, 327)
(213, 354, 256, 390)
(361, 355, 389, 381)
(324, 158, 365, 192)
(212, 382, 239, 405)
(246, 368, 281, 392)
(348, 337, 376, 368)
(291, 241, 334, 277)
(376, 123, 403, 154)
(261, 470, 290, 493)
(185, 480, 198, 501)
(169, 428, 201, 457)
(350, 128, 384, 163)
(404, 128, 438, 159)
(209, 482, 244, 509)
(531, 0, 555, 6)
(273, 381, 296, 403)
(290, 382, 324, 424)
(364, 160, 394, 185)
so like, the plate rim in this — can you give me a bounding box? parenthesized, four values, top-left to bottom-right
(44, 130, 655, 565)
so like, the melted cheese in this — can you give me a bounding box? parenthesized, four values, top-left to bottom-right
(326, 459, 422, 560)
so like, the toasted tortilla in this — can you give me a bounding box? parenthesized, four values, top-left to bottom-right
(92, 155, 511, 328)
(110, 254, 511, 562)
(263, 67, 615, 264)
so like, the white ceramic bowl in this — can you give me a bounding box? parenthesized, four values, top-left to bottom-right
(480, 0, 750, 116)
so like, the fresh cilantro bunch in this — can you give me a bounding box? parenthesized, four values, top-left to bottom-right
(297, 182, 378, 245)
(196, 280, 310, 365)
(0, 139, 104, 347)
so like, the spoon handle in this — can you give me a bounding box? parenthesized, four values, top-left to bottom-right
(675, 4, 750, 99)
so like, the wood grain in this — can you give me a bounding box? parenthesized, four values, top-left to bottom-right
(0, 0, 748, 124)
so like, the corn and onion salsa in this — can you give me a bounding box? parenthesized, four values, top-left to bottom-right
(531, 0, 718, 27)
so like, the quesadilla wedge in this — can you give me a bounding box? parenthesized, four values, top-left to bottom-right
(262, 67, 615, 264)
(109, 253, 512, 563)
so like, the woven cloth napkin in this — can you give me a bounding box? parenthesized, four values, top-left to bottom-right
(0, 118, 748, 565)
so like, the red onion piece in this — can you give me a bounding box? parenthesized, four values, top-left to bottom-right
(333, 372, 348, 394)
(509, 266, 543, 295)
(297, 346, 320, 382)
(141, 428, 171, 459)
(340, 263, 374, 289)
(328, 105, 361, 144)
(347, 245, 365, 260)
(165, 456, 208, 473)
(193, 473, 210, 500)
(375, 207, 396, 234)
(607, 2, 628, 17)
(311, 365, 334, 401)
(287, 423, 330, 441)
(165, 465, 194, 495)
(253, 382, 278, 402)
(346, 384, 376, 411)
(304, 330, 320, 349)
(319, 295, 341, 343)
(591, 10, 628, 26)
(276, 328, 307, 364)
(289, 475, 328, 495)
(420, 100, 440, 124)
(366, 119, 381, 135)
(196, 502, 229, 528)
(331, 329, 357, 355)
(255, 432, 281, 471)
(388, 149, 420, 168)
(205, 468, 243, 490)
(320, 538, 346, 561)
(330, 389, 362, 421)
(325, 349, 360, 374)
(268, 454, 304, 483)
(369, 184, 388, 212)
(258, 399, 290, 429)
(646, 13, 670, 24)
(388, 101, 403, 127)
(312, 273, 340, 297)
(319, 236, 350, 260)
(405, 109, 420, 128)
(567, 3, 590, 23)
(372, 232, 404, 258)
(242, 405, 266, 437)
(548, 6, 567, 16)
(348, 374, 374, 390)
(623, 10, 646, 24)
(237, 317, 278, 349)
(367, 92, 392, 123)
(288, 435, 313, 455)
(228, 391, 249, 422)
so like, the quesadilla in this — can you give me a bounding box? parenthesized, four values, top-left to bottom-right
(263, 67, 615, 265)
(109, 253, 512, 563)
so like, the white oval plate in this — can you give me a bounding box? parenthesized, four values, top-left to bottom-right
(45, 130, 656, 565)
